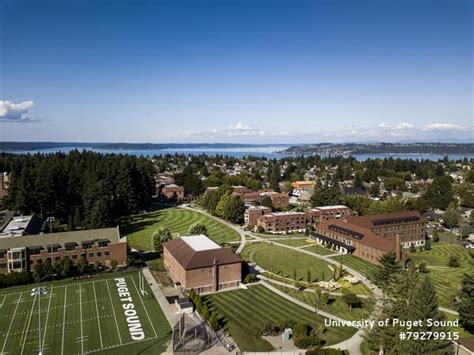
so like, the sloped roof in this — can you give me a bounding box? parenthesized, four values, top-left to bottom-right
(163, 237, 241, 270)
(346, 210, 423, 229)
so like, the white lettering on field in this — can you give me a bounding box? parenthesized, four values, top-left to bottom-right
(114, 278, 145, 340)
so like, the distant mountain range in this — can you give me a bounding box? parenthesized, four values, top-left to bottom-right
(280, 143, 474, 155)
(0, 142, 289, 151)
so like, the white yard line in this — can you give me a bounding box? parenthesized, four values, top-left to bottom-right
(1, 292, 23, 353)
(130, 275, 157, 337)
(61, 285, 67, 355)
(0, 294, 7, 310)
(20, 294, 37, 354)
(85, 336, 159, 354)
(106, 278, 123, 345)
(79, 283, 84, 355)
(41, 286, 54, 348)
(92, 281, 104, 349)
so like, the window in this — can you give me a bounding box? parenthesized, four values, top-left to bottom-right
(89, 253, 94, 258)
(98, 240, 109, 248)
(55, 257, 60, 262)
(105, 251, 110, 256)
(65, 243, 76, 251)
(0, 263, 7, 268)
(97, 252, 102, 257)
(72, 255, 77, 260)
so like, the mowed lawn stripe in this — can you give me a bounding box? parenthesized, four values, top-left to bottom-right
(64, 284, 83, 354)
(41, 286, 64, 355)
(95, 279, 122, 348)
(205, 286, 357, 352)
(124, 208, 240, 250)
(129, 273, 158, 338)
(81, 282, 103, 352)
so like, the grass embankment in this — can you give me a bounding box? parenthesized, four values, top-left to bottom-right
(241, 243, 334, 282)
(121, 207, 240, 250)
(407, 242, 473, 308)
(203, 285, 357, 352)
(271, 283, 375, 321)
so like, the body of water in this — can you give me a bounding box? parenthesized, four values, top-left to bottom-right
(2, 146, 473, 161)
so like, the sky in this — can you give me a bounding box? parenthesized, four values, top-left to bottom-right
(0, 0, 472, 143)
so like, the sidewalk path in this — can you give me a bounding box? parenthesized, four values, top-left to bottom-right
(142, 267, 178, 327)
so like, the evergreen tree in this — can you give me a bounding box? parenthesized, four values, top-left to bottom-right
(456, 273, 474, 333)
(374, 252, 402, 290)
(443, 202, 460, 229)
(423, 239, 431, 250)
(260, 195, 273, 209)
(209, 311, 219, 331)
(269, 164, 281, 192)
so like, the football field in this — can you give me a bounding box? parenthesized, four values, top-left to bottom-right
(0, 271, 171, 355)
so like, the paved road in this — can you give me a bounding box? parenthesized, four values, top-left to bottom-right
(180, 205, 248, 254)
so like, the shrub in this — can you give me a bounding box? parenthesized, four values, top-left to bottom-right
(294, 336, 323, 349)
(257, 225, 265, 234)
(306, 349, 345, 355)
(423, 239, 431, 250)
(448, 255, 460, 267)
(244, 273, 258, 284)
(418, 262, 429, 273)
(293, 322, 311, 337)
(409, 243, 416, 252)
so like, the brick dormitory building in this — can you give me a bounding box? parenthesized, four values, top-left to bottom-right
(0, 227, 127, 274)
(163, 235, 242, 294)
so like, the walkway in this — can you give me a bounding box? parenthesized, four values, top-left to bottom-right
(180, 205, 248, 254)
(249, 233, 384, 355)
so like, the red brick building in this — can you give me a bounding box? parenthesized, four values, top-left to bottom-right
(305, 205, 354, 224)
(313, 218, 405, 266)
(0, 227, 127, 274)
(163, 235, 242, 294)
(162, 184, 185, 201)
(257, 212, 307, 234)
(345, 211, 426, 248)
(244, 206, 272, 228)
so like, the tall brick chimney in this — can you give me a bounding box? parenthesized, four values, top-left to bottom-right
(395, 234, 401, 261)
(212, 258, 218, 292)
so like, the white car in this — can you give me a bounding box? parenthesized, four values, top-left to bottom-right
(465, 243, 474, 249)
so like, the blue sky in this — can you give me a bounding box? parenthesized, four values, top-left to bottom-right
(0, 0, 472, 143)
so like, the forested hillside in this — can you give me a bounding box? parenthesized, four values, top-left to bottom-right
(0, 151, 155, 228)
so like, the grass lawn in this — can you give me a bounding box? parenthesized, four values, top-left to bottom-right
(121, 207, 240, 250)
(203, 285, 357, 352)
(271, 284, 375, 321)
(241, 243, 335, 282)
(0, 271, 171, 355)
(303, 245, 338, 256)
(407, 242, 474, 308)
(330, 255, 381, 283)
(271, 238, 311, 247)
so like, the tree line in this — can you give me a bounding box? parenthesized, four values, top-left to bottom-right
(0, 150, 156, 229)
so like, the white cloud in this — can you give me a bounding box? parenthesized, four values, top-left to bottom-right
(227, 122, 254, 131)
(0, 100, 38, 122)
(422, 123, 464, 131)
(378, 122, 414, 130)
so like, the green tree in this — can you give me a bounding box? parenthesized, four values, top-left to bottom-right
(209, 311, 219, 331)
(110, 259, 118, 270)
(269, 164, 281, 192)
(432, 228, 439, 242)
(410, 243, 416, 252)
(374, 252, 402, 290)
(423, 239, 431, 250)
(443, 202, 460, 229)
(342, 289, 361, 311)
(152, 227, 172, 253)
(448, 255, 460, 267)
(78, 255, 88, 274)
(424, 176, 454, 210)
(457, 273, 474, 333)
(188, 222, 209, 236)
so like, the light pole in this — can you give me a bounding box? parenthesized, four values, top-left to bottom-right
(46, 216, 55, 279)
(31, 287, 48, 355)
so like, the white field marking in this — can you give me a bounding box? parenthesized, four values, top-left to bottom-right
(1, 292, 23, 353)
(0, 294, 7, 310)
(61, 285, 67, 355)
(84, 336, 159, 354)
(92, 281, 103, 348)
(106, 278, 122, 345)
(131, 275, 157, 337)
(79, 283, 84, 355)
(41, 286, 54, 347)
(20, 293, 37, 354)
